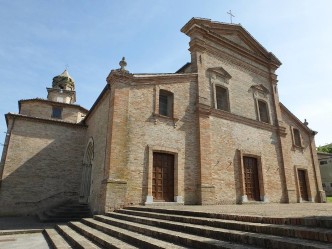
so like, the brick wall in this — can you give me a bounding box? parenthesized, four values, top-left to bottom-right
(20, 101, 85, 123)
(0, 117, 86, 215)
(84, 89, 111, 214)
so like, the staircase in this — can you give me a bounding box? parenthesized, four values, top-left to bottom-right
(43, 206, 332, 248)
(38, 201, 92, 223)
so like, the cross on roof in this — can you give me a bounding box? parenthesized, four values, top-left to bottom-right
(227, 10, 235, 24)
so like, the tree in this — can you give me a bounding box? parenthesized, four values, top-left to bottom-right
(317, 144, 332, 154)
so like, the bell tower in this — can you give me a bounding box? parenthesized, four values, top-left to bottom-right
(47, 70, 76, 104)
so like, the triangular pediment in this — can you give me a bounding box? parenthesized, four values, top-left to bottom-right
(181, 18, 281, 67)
(209, 27, 266, 58)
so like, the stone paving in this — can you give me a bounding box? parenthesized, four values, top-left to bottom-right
(0, 233, 49, 249)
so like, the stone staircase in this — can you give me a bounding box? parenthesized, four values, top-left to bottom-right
(38, 201, 92, 223)
(43, 206, 332, 248)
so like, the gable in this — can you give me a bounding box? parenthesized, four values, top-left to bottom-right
(181, 18, 281, 67)
(210, 29, 256, 54)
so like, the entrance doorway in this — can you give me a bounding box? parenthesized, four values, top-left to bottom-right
(298, 169, 309, 201)
(152, 152, 174, 202)
(243, 156, 260, 201)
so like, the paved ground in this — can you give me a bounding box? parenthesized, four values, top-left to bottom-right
(0, 216, 56, 249)
(0, 233, 49, 249)
(146, 203, 332, 218)
(0, 203, 331, 249)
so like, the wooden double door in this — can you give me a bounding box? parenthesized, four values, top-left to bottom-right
(243, 156, 260, 201)
(152, 153, 174, 202)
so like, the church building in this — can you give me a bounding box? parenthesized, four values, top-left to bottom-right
(0, 18, 325, 216)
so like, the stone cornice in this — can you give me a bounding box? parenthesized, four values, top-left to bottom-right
(5, 113, 87, 129)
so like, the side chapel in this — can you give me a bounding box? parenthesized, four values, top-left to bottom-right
(0, 18, 325, 215)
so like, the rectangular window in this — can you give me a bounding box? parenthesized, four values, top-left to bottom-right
(215, 86, 229, 111)
(52, 107, 62, 119)
(159, 90, 173, 117)
(258, 100, 269, 123)
(293, 128, 302, 147)
(320, 161, 327, 165)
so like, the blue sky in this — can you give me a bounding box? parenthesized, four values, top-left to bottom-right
(0, 0, 331, 146)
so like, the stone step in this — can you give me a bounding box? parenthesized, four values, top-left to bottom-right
(105, 212, 331, 249)
(56, 224, 101, 249)
(38, 212, 85, 223)
(44, 210, 91, 218)
(117, 209, 332, 243)
(125, 206, 332, 229)
(81, 218, 191, 249)
(93, 215, 260, 249)
(43, 228, 72, 249)
(68, 221, 140, 249)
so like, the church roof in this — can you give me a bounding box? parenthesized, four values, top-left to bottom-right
(59, 69, 73, 80)
(18, 98, 88, 113)
(279, 103, 317, 135)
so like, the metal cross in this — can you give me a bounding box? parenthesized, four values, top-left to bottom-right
(227, 10, 235, 24)
(65, 64, 69, 70)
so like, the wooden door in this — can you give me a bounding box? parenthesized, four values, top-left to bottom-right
(152, 153, 174, 202)
(298, 170, 309, 201)
(243, 157, 260, 201)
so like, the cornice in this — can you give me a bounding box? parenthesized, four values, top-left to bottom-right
(197, 104, 277, 132)
(182, 18, 281, 68)
(132, 73, 198, 85)
(205, 44, 270, 78)
(5, 113, 87, 129)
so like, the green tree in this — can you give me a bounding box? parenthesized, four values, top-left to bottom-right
(317, 144, 332, 153)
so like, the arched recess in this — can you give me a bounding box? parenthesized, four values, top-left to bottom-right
(79, 138, 94, 203)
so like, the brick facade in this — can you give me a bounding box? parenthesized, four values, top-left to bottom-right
(0, 18, 325, 216)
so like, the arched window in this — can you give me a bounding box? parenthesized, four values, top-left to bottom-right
(159, 90, 173, 117)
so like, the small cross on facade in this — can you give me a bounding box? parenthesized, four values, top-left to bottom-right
(227, 10, 235, 24)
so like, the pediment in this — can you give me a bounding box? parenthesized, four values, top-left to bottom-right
(181, 18, 281, 67)
(207, 67, 232, 84)
(250, 84, 270, 96)
(209, 28, 264, 57)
